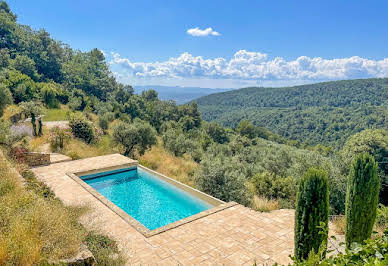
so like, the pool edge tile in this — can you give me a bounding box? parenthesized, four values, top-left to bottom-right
(67, 164, 235, 238)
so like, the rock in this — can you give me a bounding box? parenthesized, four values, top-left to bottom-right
(59, 244, 96, 266)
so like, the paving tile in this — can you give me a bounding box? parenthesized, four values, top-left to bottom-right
(31, 154, 299, 265)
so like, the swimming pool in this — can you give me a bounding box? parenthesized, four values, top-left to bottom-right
(80, 166, 217, 231)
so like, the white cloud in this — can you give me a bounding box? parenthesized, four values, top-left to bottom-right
(109, 50, 388, 87)
(187, 27, 221, 37)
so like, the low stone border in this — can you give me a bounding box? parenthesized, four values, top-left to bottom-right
(67, 164, 237, 238)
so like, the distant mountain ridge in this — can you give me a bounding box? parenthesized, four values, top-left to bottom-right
(194, 78, 388, 148)
(134, 85, 232, 104)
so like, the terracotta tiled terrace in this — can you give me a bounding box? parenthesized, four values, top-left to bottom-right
(32, 154, 295, 265)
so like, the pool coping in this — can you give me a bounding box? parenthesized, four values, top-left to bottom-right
(67, 163, 237, 238)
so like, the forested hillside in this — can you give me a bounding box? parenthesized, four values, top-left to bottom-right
(195, 79, 388, 148)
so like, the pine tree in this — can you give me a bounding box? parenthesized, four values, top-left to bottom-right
(345, 153, 380, 248)
(294, 168, 329, 260)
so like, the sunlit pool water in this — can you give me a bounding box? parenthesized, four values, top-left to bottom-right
(80, 167, 213, 230)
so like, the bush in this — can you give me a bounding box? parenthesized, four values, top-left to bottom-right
(69, 114, 95, 143)
(250, 171, 297, 204)
(236, 119, 257, 139)
(345, 153, 381, 248)
(375, 204, 388, 231)
(204, 122, 229, 144)
(0, 83, 13, 117)
(194, 155, 249, 205)
(40, 83, 59, 108)
(162, 128, 198, 157)
(84, 232, 125, 265)
(294, 168, 329, 261)
(112, 120, 157, 157)
(341, 129, 388, 205)
(48, 126, 72, 151)
(293, 229, 388, 265)
(98, 116, 109, 132)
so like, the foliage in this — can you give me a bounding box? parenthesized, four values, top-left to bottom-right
(11, 54, 39, 80)
(19, 101, 43, 119)
(112, 120, 157, 157)
(162, 128, 198, 157)
(236, 119, 257, 139)
(250, 171, 297, 206)
(345, 153, 380, 248)
(204, 122, 229, 144)
(196, 78, 388, 148)
(48, 126, 72, 151)
(0, 83, 12, 116)
(62, 49, 117, 100)
(98, 113, 114, 132)
(69, 113, 95, 144)
(341, 129, 388, 205)
(40, 83, 59, 108)
(1, 70, 37, 103)
(294, 229, 388, 265)
(294, 168, 329, 260)
(84, 232, 125, 266)
(375, 204, 388, 231)
(194, 154, 249, 205)
(19, 101, 43, 136)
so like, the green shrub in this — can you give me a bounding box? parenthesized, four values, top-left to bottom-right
(194, 155, 249, 205)
(250, 171, 297, 204)
(112, 120, 157, 157)
(40, 83, 59, 108)
(294, 168, 329, 261)
(345, 153, 381, 248)
(204, 122, 229, 144)
(84, 232, 125, 265)
(375, 204, 388, 230)
(162, 128, 198, 157)
(0, 83, 13, 116)
(69, 114, 95, 143)
(293, 229, 388, 265)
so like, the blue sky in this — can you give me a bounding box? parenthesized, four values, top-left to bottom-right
(9, 0, 388, 88)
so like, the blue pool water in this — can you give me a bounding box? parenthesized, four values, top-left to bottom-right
(81, 167, 213, 230)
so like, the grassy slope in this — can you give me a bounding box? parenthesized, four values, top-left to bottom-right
(0, 150, 85, 264)
(139, 141, 198, 187)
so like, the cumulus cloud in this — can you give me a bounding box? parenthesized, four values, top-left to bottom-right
(187, 27, 221, 37)
(109, 50, 388, 86)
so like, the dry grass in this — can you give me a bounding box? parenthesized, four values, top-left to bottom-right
(251, 196, 279, 212)
(0, 152, 85, 265)
(331, 216, 346, 235)
(29, 132, 50, 152)
(139, 142, 198, 187)
(63, 136, 118, 160)
(1, 104, 21, 121)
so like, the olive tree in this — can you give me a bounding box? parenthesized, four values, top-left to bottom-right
(112, 120, 157, 157)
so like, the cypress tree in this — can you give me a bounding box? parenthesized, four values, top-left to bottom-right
(345, 153, 380, 248)
(31, 113, 37, 136)
(294, 168, 329, 261)
(38, 117, 43, 136)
